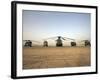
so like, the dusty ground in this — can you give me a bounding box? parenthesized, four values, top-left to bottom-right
(23, 47, 90, 69)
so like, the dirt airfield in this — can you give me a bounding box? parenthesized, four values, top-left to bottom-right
(23, 46, 90, 69)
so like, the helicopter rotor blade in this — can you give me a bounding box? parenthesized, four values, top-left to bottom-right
(61, 37, 66, 40)
(63, 37, 75, 41)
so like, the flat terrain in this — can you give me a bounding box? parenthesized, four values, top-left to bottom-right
(23, 47, 90, 69)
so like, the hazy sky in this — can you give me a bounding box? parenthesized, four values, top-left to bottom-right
(22, 10, 91, 45)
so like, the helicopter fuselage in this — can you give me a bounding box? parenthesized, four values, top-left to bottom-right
(56, 38, 63, 47)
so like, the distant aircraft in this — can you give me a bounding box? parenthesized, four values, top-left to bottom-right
(23, 40, 40, 47)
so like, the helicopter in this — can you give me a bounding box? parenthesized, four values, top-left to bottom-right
(43, 41, 48, 47)
(43, 36, 76, 47)
(80, 40, 91, 46)
(63, 37, 76, 46)
(23, 40, 40, 47)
